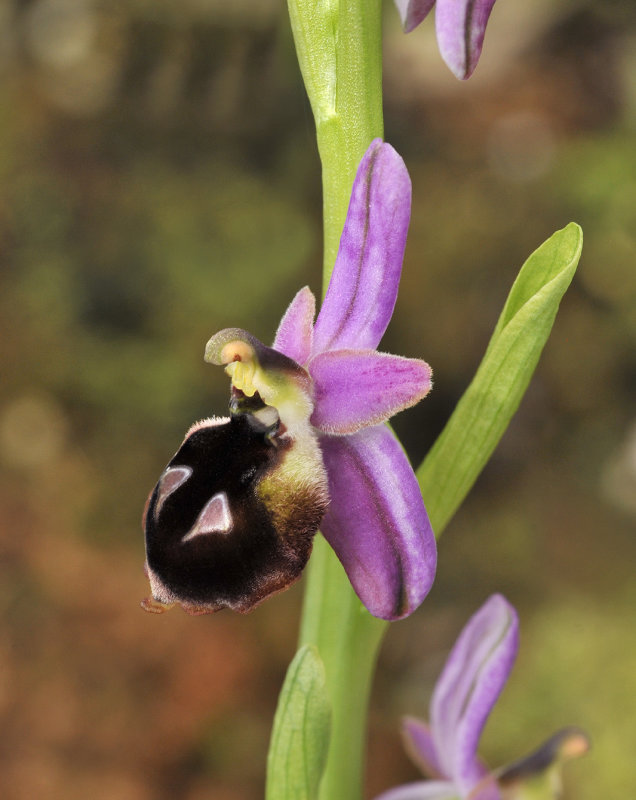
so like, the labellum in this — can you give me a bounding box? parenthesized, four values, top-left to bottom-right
(142, 340, 329, 615)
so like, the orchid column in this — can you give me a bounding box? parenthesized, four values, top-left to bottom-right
(287, 2, 389, 799)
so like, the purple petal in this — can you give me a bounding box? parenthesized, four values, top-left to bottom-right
(402, 717, 446, 779)
(309, 349, 432, 434)
(273, 286, 316, 365)
(430, 595, 518, 795)
(435, 0, 498, 80)
(468, 775, 501, 800)
(373, 780, 459, 800)
(394, 0, 437, 33)
(312, 139, 411, 354)
(402, 720, 501, 800)
(319, 424, 436, 620)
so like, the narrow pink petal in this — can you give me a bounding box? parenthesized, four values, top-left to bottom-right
(312, 140, 411, 354)
(394, 0, 437, 33)
(373, 780, 459, 800)
(320, 425, 436, 620)
(402, 720, 501, 800)
(402, 717, 446, 779)
(309, 349, 432, 434)
(435, 0, 498, 80)
(273, 286, 316, 365)
(430, 595, 518, 795)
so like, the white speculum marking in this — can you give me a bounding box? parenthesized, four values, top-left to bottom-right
(154, 466, 193, 519)
(252, 404, 279, 428)
(182, 492, 233, 542)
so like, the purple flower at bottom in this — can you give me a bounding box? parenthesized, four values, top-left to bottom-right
(375, 595, 589, 800)
(142, 140, 436, 621)
(394, 0, 499, 80)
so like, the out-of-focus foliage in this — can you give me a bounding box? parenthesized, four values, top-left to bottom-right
(0, 1, 635, 799)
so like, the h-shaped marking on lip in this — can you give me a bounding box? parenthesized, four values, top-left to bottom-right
(154, 466, 193, 520)
(182, 492, 233, 542)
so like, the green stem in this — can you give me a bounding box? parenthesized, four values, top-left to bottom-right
(299, 537, 387, 800)
(287, 1, 385, 798)
(287, 0, 384, 280)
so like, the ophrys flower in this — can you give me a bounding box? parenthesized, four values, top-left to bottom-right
(374, 594, 589, 800)
(142, 139, 436, 621)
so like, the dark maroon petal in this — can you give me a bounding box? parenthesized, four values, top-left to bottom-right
(312, 140, 411, 354)
(309, 349, 432, 434)
(320, 425, 436, 620)
(435, 0, 498, 80)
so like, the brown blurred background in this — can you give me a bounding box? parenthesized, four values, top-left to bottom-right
(1, 1, 635, 798)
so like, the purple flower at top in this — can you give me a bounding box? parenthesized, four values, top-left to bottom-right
(142, 139, 436, 622)
(375, 594, 589, 800)
(394, 0, 498, 80)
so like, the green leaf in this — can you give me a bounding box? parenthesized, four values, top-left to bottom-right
(266, 645, 332, 800)
(417, 223, 583, 535)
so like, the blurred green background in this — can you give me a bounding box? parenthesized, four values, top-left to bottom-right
(1, 1, 635, 798)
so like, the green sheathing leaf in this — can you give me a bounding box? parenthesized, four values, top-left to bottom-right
(417, 223, 583, 534)
(266, 645, 332, 800)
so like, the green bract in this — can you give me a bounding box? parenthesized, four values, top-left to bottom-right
(417, 223, 583, 532)
(266, 646, 332, 800)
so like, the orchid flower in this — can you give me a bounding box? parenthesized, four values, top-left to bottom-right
(375, 595, 589, 800)
(394, 0, 498, 80)
(142, 139, 437, 621)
